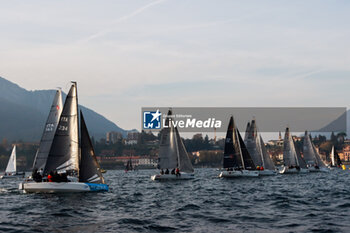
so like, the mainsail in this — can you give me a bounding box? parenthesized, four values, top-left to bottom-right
(283, 128, 298, 167)
(245, 119, 275, 170)
(5, 146, 16, 173)
(158, 110, 178, 169)
(33, 89, 63, 171)
(244, 120, 263, 167)
(223, 116, 242, 169)
(303, 131, 317, 166)
(79, 111, 105, 184)
(44, 83, 79, 175)
(303, 131, 326, 168)
(157, 110, 194, 172)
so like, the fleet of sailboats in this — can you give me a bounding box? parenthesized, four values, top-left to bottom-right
(0, 83, 346, 189)
(19, 82, 108, 193)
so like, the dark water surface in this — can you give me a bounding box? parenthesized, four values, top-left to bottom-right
(1, 169, 350, 233)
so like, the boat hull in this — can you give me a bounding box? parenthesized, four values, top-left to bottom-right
(279, 166, 310, 174)
(1, 173, 25, 179)
(19, 182, 108, 193)
(219, 170, 259, 178)
(308, 166, 330, 173)
(151, 173, 194, 181)
(258, 169, 277, 176)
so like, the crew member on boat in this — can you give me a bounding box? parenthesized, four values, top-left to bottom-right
(175, 167, 181, 177)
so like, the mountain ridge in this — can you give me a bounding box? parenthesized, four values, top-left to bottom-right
(0, 77, 127, 142)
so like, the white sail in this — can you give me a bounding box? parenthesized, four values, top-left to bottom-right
(303, 131, 317, 166)
(5, 146, 16, 173)
(157, 110, 194, 172)
(330, 146, 335, 167)
(158, 113, 179, 169)
(283, 128, 298, 167)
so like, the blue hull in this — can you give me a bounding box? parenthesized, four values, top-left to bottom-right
(86, 183, 109, 192)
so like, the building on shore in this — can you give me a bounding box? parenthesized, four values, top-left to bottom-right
(106, 131, 123, 144)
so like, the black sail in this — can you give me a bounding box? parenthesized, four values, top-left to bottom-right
(44, 83, 79, 175)
(237, 128, 256, 170)
(79, 111, 105, 184)
(223, 116, 242, 169)
(33, 89, 63, 171)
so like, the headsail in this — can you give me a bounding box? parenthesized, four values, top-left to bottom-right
(237, 128, 256, 170)
(283, 128, 298, 167)
(312, 143, 326, 168)
(158, 110, 179, 170)
(44, 83, 79, 175)
(33, 89, 63, 171)
(175, 127, 194, 173)
(79, 111, 105, 184)
(5, 146, 16, 173)
(303, 131, 317, 166)
(330, 146, 335, 166)
(259, 135, 275, 170)
(303, 131, 326, 168)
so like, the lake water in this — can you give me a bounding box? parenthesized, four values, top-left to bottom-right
(1, 168, 350, 232)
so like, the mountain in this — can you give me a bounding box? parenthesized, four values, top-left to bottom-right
(0, 77, 126, 142)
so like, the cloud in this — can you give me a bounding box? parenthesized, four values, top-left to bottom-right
(79, 0, 167, 43)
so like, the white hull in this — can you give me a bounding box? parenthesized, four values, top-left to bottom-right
(219, 170, 259, 178)
(19, 182, 108, 193)
(151, 173, 194, 180)
(258, 169, 277, 176)
(0, 173, 25, 179)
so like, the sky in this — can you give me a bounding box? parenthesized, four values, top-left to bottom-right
(0, 0, 350, 134)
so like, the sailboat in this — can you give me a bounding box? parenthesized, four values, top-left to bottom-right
(244, 119, 277, 176)
(151, 109, 194, 180)
(219, 116, 259, 178)
(0, 146, 25, 179)
(125, 158, 133, 172)
(303, 131, 329, 172)
(280, 127, 309, 174)
(330, 146, 345, 170)
(19, 82, 108, 193)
